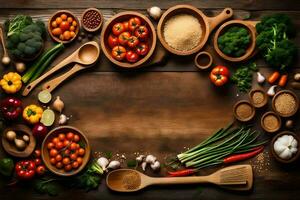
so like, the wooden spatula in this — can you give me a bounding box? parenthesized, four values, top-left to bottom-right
(106, 165, 253, 192)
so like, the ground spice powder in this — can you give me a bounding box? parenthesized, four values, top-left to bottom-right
(252, 91, 264, 105)
(236, 103, 253, 119)
(122, 171, 141, 190)
(263, 114, 279, 131)
(274, 93, 296, 115)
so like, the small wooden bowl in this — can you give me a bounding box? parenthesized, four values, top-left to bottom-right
(261, 111, 281, 133)
(249, 88, 267, 108)
(271, 131, 300, 164)
(157, 5, 233, 56)
(233, 100, 255, 122)
(272, 90, 299, 117)
(41, 126, 91, 176)
(81, 8, 103, 32)
(48, 10, 80, 44)
(194, 51, 213, 70)
(101, 11, 156, 68)
(1, 124, 36, 158)
(214, 20, 258, 62)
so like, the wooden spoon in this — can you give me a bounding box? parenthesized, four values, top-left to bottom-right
(0, 26, 10, 65)
(22, 41, 100, 96)
(106, 165, 253, 192)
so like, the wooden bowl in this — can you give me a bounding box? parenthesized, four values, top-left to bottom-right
(81, 8, 103, 32)
(41, 126, 91, 176)
(1, 124, 36, 158)
(194, 51, 213, 70)
(48, 10, 80, 44)
(233, 100, 255, 122)
(157, 5, 233, 56)
(260, 111, 281, 133)
(249, 88, 267, 108)
(271, 131, 300, 164)
(101, 11, 156, 68)
(272, 90, 299, 117)
(213, 20, 258, 62)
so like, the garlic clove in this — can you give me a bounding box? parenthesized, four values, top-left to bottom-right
(136, 155, 145, 163)
(257, 72, 265, 84)
(107, 160, 121, 170)
(97, 157, 109, 171)
(150, 161, 160, 171)
(141, 161, 147, 171)
(145, 155, 157, 164)
(147, 6, 162, 21)
(53, 96, 64, 113)
(59, 114, 69, 125)
(267, 85, 277, 96)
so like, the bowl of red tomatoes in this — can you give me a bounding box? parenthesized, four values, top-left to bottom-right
(101, 11, 156, 68)
(41, 126, 90, 176)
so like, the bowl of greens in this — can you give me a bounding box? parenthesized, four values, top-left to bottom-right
(213, 20, 257, 62)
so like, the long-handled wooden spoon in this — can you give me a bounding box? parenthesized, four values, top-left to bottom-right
(106, 165, 253, 192)
(22, 41, 100, 96)
(0, 26, 11, 65)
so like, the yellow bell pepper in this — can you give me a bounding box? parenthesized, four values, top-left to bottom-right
(23, 105, 43, 124)
(0, 72, 22, 94)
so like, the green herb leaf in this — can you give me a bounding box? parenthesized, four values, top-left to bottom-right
(127, 160, 137, 168)
(104, 151, 113, 159)
(34, 179, 61, 196)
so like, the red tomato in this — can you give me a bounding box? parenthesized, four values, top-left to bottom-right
(112, 45, 126, 61)
(108, 34, 119, 48)
(60, 21, 70, 32)
(55, 154, 62, 162)
(34, 158, 42, 166)
(126, 51, 139, 63)
(34, 149, 41, 158)
(50, 149, 58, 157)
(52, 137, 59, 144)
(123, 21, 129, 31)
(50, 158, 56, 165)
(64, 149, 71, 156)
(47, 142, 54, 150)
(15, 160, 36, 180)
(36, 165, 46, 175)
(118, 32, 131, 46)
(69, 143, 78, 151)
(72, 161, 79, 169)
(127, 36, 139, 48)
(134, 25, 149, 39)
(64, 164, 72, 172)
(66, 132, 74, 140)
(70, 153, 78, 160)
(78, 148, 85, 156)
(56, 162, 63, 169)
(209, 65, 230, 86)
(63, 140, 70, 147)
(62, 157, 70, 165)
(112, 23, 125, 36)
(135, 42, 149, 56)
(128, 17, 141, 31)
(55, 141, 64, 150)
(58, 133, 65, 141)
(73, 134, 80, 142)
(77, 157, 83, 165)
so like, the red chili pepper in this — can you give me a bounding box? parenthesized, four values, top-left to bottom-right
(167, 169, 197, 177)
(223, 146, 264, 164)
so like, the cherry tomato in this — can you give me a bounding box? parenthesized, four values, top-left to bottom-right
(78, 148, 85, 156)
(34, 158, 42, 166)
(58, 133, 66, 141)
(112, 45, 126, 61)
(52, 28, 62, 36)
(118, 32, 131, 46)
(55, 17, 62, 25)
(72, 21, 77, 27)
(55, 154, 62, 162)
(56, 162, 63, 169)
(64, 164, 72, 172)
(123, 21, 129, 31)
(126, 51, 139, 63)
(134, 25, 149, 39)
(72, 161, 79, 169)
(50, 158, 56, 165)
(50, 149, 58, 157)
(67, 17, 73, 23)
(70, 31, 76, 38)
(47, 142, 54, 150)
(77, 157, 83, 165)
(128, 17, 141, 31)
(36, 165, 46, 175)
(61, 14, 67, 20)
(73, 134, 80, 142)
(34, 149, 41, 158)
(59, 34, 64, 41)
(55, 141, 64, 150)
(108, 34, 119, 48)
(62, 157, 70, 165)
(60, 21, 70, 32)
(63, 31, 71, 40)
(51, 21, 58, 28)
(112, 23, 125, 36)
(70, 26, 75, 31)
(64, 149, 71, 156)
(70, 153, 77, 160)
(63, 140, 70, 147)
(69, 143, 77, 151)
(127, 36, 139, 48)
(66, 132, 74, 140)
(52, 137, 59, 144)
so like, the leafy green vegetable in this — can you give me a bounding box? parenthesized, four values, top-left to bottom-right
(127, 160, 137, 168)
(34, 178, 61, 196)
(6, 15, 45, 60)
(231, 62, 257, 93)
(0, 158, 14, 177)
(104, 151, 113, 159)
(256, 14, 297, 70)
(218, 26, 251, 57)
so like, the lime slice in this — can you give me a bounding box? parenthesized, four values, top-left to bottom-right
(38, 90, 52, 104)
(40, 108, 55, 126)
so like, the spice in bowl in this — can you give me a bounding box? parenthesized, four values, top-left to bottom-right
(273, 90, 299, 117)
(163, 14, 202, 51)
(233, 100, 255, 122)
(82, 8, 103, 32)
(249, 89, 267, 108)
(261, 112, 281, 133)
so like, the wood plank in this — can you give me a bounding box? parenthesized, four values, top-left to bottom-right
(0, 0, 299, 10)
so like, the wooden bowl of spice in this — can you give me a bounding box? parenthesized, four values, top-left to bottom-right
(157, 5, 233, 56)
(261, 111, 281, 133)
(249, 89, 267, 108)
(233, 100, 255, 122)
(272, 90, 299, 117)
(81, 8, 103, 32)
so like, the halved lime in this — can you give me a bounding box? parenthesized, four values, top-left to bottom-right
(38, 90, 52, 104)
(40, 108, 55, 126)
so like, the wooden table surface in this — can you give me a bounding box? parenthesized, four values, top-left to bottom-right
(0, 0, 300, 199)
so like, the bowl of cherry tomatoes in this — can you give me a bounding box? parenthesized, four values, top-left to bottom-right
(101, 11, 157, 68)
(41, 126, 90, 176)
(48, 10, 80, 43)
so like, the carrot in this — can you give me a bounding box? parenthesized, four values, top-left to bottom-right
(167, 169, 197, 177)
(223, 146, 264, 164)
(268, 71, 280, 84)
(278, 74, 288, 87)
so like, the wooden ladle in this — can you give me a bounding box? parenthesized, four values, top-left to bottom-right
(22, 41, 100, 96)
(0, 26, 10, 65)
(106, 165, 253, 192)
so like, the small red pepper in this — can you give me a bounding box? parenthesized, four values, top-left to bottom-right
(15, 160, 36, 180)
(167, 169, 197, 177)
(223, 146, 264, 164)
(0, 97, 22, 120)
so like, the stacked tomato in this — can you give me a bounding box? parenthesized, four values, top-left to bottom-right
(47, 132, 85, 172)
(108, 17, 150, 63)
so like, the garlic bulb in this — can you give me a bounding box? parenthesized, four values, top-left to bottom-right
(274, 135, 298, 160)
(147, 6, 162, 21)
(141, 161, 147, 171)
(145, 155, 156, 164)
(257, 72, 265, 84)
(136, 155, 145, 163)
(107, 160, 121, 170)
(97, 157, 109, 171)
(59, 114, 69, 125)
(150, 161, 160, 171)
(267, 85, 277, 96)
(52, 96, 64, 113)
